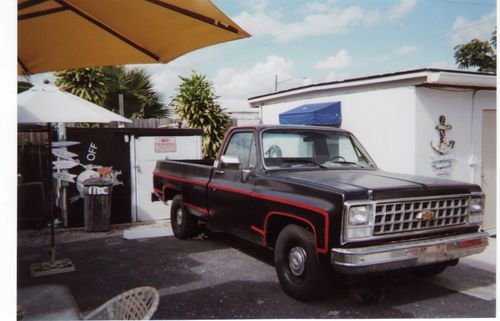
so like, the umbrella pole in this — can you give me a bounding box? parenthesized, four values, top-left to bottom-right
(56, 123, 69, 227)
(29, 122, 75, 277)
(48, 122, 55, 263)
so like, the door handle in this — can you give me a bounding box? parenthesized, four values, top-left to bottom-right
(214, 170, 224, 175)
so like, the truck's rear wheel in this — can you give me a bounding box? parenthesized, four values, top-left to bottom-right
(170, 195, 198, 239)
(274, 224, 332, 301)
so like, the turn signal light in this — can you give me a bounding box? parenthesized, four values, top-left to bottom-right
(459, 239, 482, 248)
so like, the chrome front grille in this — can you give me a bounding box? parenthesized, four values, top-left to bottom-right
(373, 196, 469, 235)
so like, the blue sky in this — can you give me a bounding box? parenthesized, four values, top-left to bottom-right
(30, 0, 497, 111)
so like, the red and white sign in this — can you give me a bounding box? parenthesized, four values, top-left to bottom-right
(154, 137, 176, 153)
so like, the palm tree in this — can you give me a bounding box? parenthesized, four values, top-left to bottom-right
(102, 66, 167, 119)
(173, 71, 230, 159)
(54, 67, 108, 105)
(55, 66, 168, 119)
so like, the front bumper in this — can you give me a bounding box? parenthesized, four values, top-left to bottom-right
(331, 231, 489, 274)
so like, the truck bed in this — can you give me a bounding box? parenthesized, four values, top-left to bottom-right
(153, 159, 215, 214)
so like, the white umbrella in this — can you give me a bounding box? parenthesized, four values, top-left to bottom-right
(18, 83, 131, 124)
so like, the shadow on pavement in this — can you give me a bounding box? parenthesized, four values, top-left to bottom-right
(18, 235, 228, 312)
(17, 231, 496, 319)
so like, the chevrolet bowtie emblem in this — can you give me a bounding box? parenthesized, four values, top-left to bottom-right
(416, 211, 435, 220)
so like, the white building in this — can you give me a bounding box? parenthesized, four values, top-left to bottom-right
(221, 99, 260, 126)
(228, 110, 260, 126)
(248, 68, 497, 233)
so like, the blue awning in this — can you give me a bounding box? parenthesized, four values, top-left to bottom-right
(279, 101, 341, 126)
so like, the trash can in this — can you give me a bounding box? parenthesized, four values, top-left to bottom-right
(83, 178, 113, 232)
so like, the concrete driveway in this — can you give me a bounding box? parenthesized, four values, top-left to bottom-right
(17, 225, 496, 319)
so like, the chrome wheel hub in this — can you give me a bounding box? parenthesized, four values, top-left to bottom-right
(288, 246, 307, 277)
(176, 208, 183, 226)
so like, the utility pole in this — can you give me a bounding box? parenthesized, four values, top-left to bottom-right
(274, 75, 308, 92)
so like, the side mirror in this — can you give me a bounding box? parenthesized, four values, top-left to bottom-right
(220, 155, 241, 170)
(241, 169, 253, 183)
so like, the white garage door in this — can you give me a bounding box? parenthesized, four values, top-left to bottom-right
(481, 110, 496, 234)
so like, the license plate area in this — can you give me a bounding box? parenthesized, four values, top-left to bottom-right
(416, 244, 446, 264)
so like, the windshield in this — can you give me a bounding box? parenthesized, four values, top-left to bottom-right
(261, 129, 376, 169)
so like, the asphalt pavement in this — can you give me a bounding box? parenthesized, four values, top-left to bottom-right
(17, 224, 496, 319)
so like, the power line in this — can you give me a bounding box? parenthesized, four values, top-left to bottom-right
(187, 10, 337, 73)
(186, 1, 497, 75)
(163, 1, 497, 87)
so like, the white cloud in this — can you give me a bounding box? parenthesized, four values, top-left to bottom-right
(243, 0, 269, 13)
(233, 0, 417, 42)
(315, 50, 352, 70)
(386, 0, 417, 21)
(429, 60, 456, 70)
(365, 0, 416, 26)
(149, 68, 180, 102)
(305, 2, 332, 12)
(213, 55, 295, 103)
(142, 45, 232, 102)
(324, 71, 351, 82)
(140, 58, 196, 103)
(315, 50, 353, 82)
(305, 0, 341, 12)
(374, 54, 392, 63)
(394, 45, 417, 56)
(449, 11, 496, 46)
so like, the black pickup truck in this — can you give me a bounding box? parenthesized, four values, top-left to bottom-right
(153, 125, 488, 300)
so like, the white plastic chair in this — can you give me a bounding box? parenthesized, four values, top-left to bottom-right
(83, 286, 159, 320)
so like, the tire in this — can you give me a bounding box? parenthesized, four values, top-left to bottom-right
(170, 195, 198, 239)
(274, 224, 332, 301)
(410, 262, 448, 277)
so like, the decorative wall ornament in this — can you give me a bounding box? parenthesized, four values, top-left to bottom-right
(431, 115, 455, 155)
(51, 141, 124, 203)
(430, 115, 455, 175)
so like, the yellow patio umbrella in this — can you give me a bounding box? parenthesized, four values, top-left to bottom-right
(18, 0, 250, 75)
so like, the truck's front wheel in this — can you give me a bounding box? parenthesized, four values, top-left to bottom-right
(274, 224, 332, 301)
(170, 195, 198, 239)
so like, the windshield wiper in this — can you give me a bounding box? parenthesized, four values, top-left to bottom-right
(331, 161, 364, 168)
(281, 159, 328, 169)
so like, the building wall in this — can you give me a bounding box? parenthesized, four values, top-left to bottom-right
(229, 112, 260, 126)
(414, 87, 496, 184)
(260, 87, 417, 174)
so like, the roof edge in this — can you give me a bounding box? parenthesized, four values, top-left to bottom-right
(248, 68, 496, 103)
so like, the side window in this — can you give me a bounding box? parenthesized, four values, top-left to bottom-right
(224, 132, 257, 169)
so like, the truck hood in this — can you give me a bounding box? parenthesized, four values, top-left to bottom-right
(271, 169, 480, 200)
